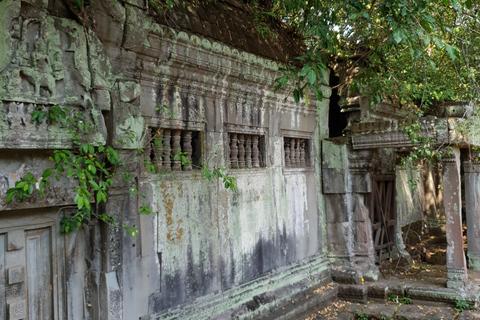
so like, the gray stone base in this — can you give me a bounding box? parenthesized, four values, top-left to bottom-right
(145, 255, 331, 320)
(468, 253, 480, 271)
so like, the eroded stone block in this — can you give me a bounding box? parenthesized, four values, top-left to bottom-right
(8, 266, 24, 285)
(8, 300, 26, 320)
(7, 231, 24, 251)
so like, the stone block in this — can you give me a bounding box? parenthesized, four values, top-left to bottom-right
(119, 81, 140, 103)
(8, 300, 26, 320)
(322, 168, 347, 193)
(7, 231, 24, 251)
(322, 140, 347, 194)
(324, 194, 348, 223)
(352, 172, 371, 193)
(92, 89, 111, 111)
(8, 266, 24, 285)
(396, 304, 455, 320)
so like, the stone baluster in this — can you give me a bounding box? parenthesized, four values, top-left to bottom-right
(163, 129, 171, 171)
(182, 131, 193, 171)
(290, 138, 297, 167)
(245, 135, 252, 168)
(172, 130, 182, 171)
(296, 138, 301, 167)
(252, 135, 260, 168)
(300, 140, 306, 167)
(152, 128, 163, 169)
(442, 147, 468, 288)
(238, 134, 245, 169)
(284, 138, 291, 168)
(230, 133, 238, 169)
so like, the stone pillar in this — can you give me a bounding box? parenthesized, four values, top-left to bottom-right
(464, 153, 480, 270)
(442, 147, 468, 288)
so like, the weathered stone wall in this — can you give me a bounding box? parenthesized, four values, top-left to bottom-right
(0, 0, 332, 319)
(321, 139, 379, 283)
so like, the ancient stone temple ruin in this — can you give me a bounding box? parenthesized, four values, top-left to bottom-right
(1, 0, 480, 319)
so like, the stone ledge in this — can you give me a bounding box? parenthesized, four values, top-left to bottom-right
(145, 255, 331, 320)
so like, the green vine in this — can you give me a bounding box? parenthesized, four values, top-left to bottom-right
(4, 105, 237, 237)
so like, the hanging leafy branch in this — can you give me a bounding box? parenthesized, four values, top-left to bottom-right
(4, 104, 237, 237)
(257, 0, 480, 111)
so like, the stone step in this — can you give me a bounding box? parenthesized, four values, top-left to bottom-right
(337, 282, 480, 309)
(309, 300, 480, 320)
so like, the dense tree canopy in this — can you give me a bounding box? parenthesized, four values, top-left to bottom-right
(251, 0, 479, 113)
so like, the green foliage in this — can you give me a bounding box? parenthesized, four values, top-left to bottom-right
(5, 173, 38, 202)
(357, 313, 368, 320)
(398, 297, 413, 305)
(7, 104, 237, 237)
(401, 124, 442, 166)
(454, 298, 470, 313)
(258, 0, 480, 110)
(388, 295, 412, 305)
(202, 164, 237, 190)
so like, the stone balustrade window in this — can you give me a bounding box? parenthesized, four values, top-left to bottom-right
(150, 128, 201, 171)
(228, 133, 265, 169)
(283, 137, 310, 168)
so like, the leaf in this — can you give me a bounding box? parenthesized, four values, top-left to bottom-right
(89, 180, 100, 190)
(38, 111, 47, 123)
(423, 34, 431, 46)
(6, 191, 15, 202)
(393, 28, 404, 44)
(445, 44, 456, 61)
(300, 66, 312, 77)
(78, 197, 84, 209)
(433, 37, 444, 49)
(307, 69, 316, 85)
(293, 89, 300, 104)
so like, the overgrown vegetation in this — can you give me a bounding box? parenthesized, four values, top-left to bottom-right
(5, 105, 236, 236)
(454, 298, 470, 313)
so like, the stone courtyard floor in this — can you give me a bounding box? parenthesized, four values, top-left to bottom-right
(279, 262, 480, 320)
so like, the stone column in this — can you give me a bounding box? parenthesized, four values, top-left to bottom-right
(442, 147, 468, 288)
(464, 151, 480, 270)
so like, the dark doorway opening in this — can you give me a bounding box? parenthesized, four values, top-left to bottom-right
(328, 70, 348, 138)
(368, 175, 396, 263)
